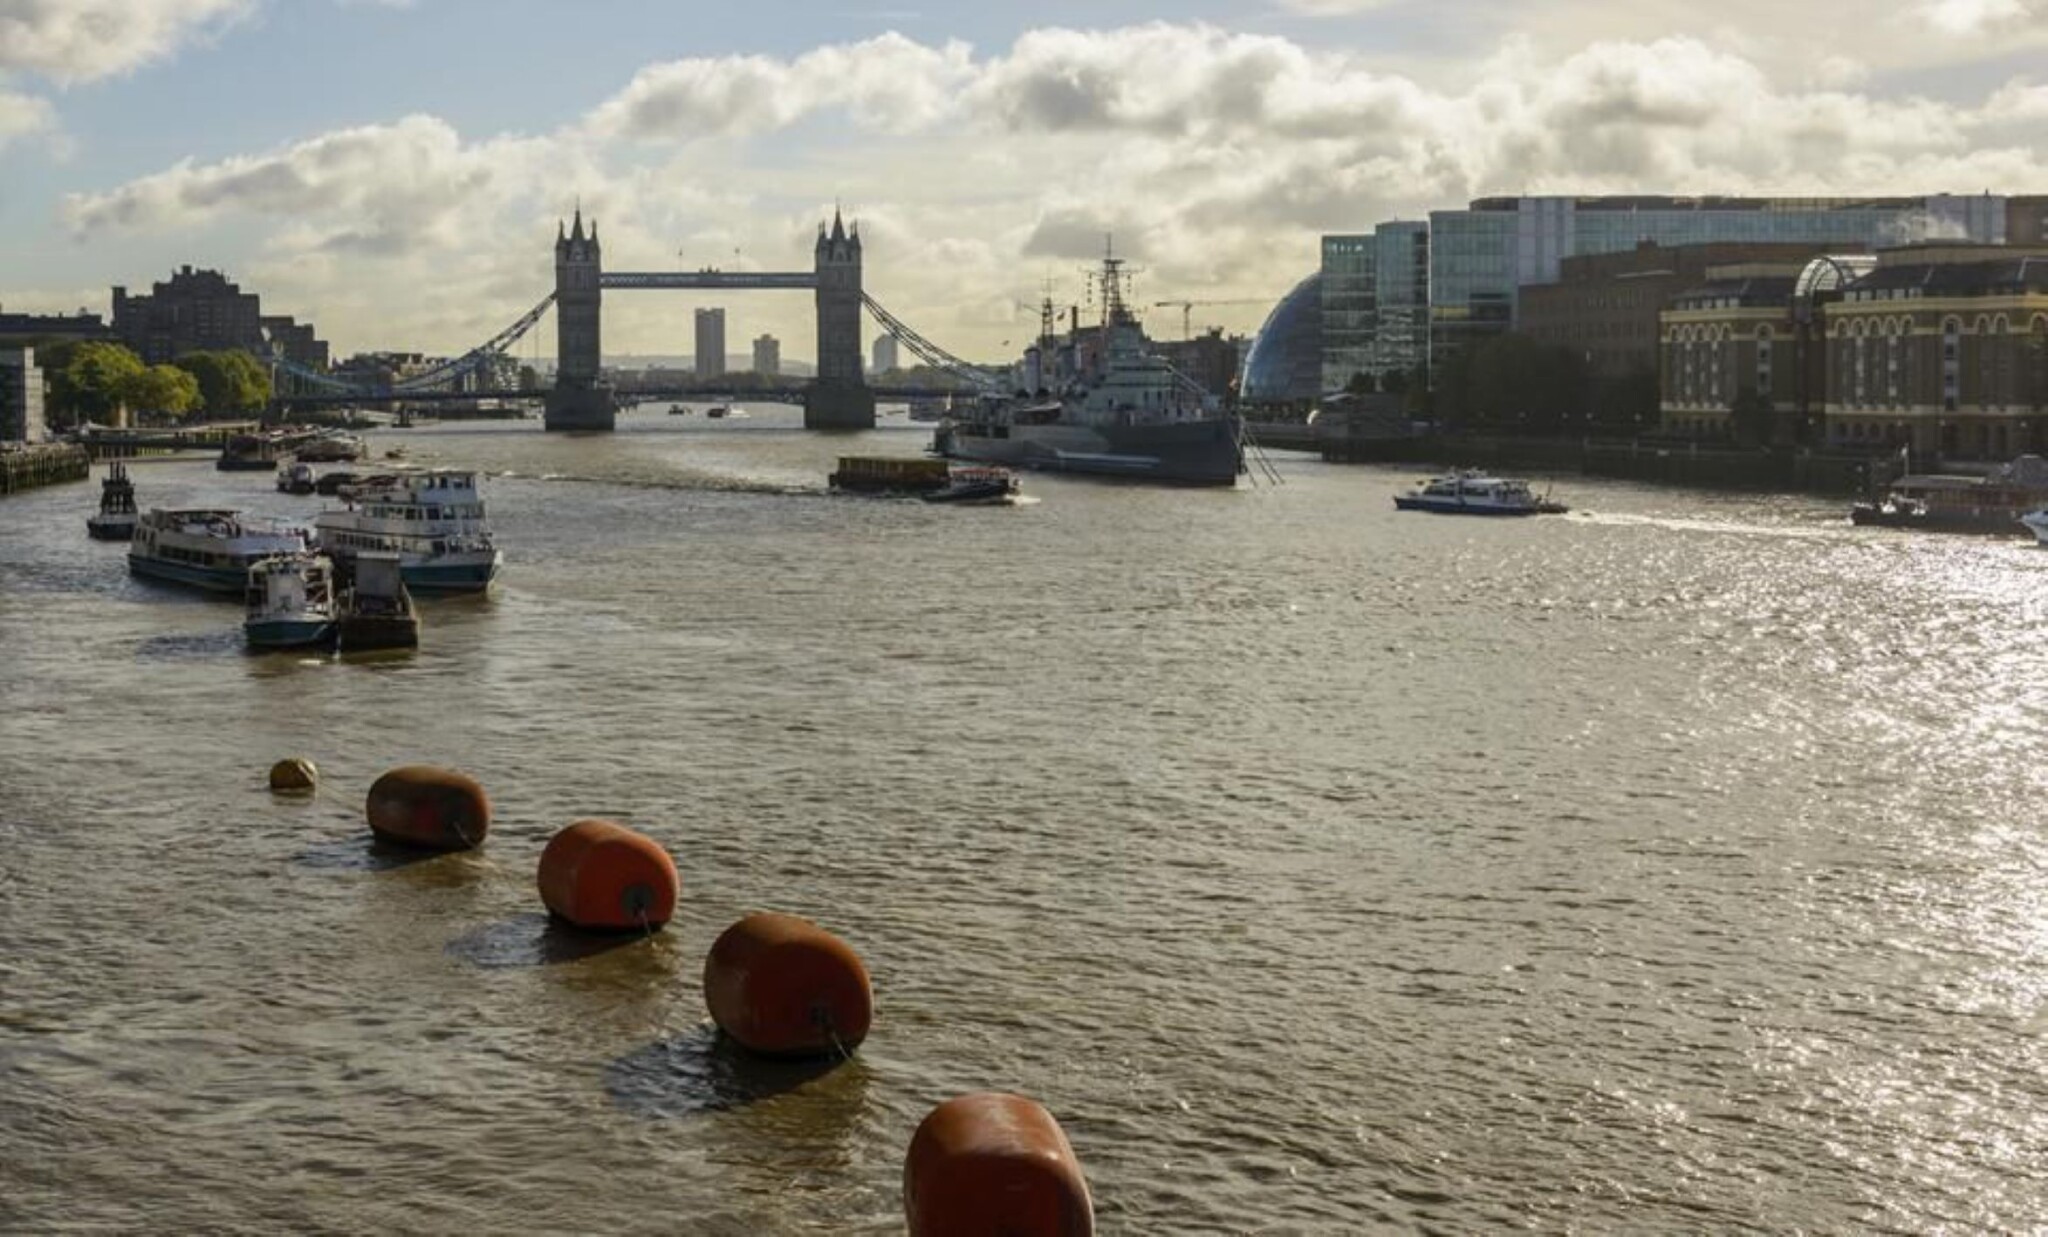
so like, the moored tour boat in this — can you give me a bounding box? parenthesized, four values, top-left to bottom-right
(244, 552, 338, 649)
(295, 432, 365, 464)
(86, 463, 139, 541)
(217, 433, 284, 472)
(313, 468, 501, 593)
(129, 508, 312, 593)
(1394, 471, 1567, 516)
(1850, 456, 2048, 535)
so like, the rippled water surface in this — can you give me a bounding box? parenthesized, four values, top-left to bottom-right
(5, 407, 2048, 1233)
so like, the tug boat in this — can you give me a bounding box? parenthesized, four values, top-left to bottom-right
(335, 552, 419, 651)
(1393, 471, 1567, 516)
(129, 509, 313, 593)
(86, 463, 139, 541)
(921, 466, 1020, 505)
(313, 468, 501, 593)
(244, 552, 338, 649)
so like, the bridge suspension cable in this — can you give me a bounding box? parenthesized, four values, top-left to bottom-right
(258, 293, 557, 397)
(860, 294, 1007, 392)
(391, 292, 557, 392)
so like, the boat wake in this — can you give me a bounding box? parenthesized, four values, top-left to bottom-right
(496, 468, 823, 497)
(1567, 510, 1844, 541)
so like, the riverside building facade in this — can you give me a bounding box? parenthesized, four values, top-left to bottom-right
(1659, 246, 2048, 458)
(1429, 195, 2042, 376)
(1318, 222, 1428, 392)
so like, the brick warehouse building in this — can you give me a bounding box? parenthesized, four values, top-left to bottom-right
(1520, 241, 1860, 380)
(1659, 246, 2048, 457)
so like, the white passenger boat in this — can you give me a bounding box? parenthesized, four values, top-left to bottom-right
(129, 509, 313, 593)
(245, 552, 338, 649)
(1393, 471, 1567, 516)
(2018, 508, 2048, 544)
(313, 468, 501, 593)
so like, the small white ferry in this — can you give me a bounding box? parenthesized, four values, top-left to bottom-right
(245, 553, 338, 649)
(313, 468, 501, 593)
(1394, 471, 1567, 517)
(129, 509, 313, 593)
(2019, 508, 2048, 544)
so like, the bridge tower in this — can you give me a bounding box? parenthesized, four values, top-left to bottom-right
(544, 209, 617, 432)
(808, 209, 875, 430)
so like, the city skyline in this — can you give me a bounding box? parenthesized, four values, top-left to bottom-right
(3, 1, 2048, 363)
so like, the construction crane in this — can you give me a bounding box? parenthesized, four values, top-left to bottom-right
(1152, 299, 1265, 341)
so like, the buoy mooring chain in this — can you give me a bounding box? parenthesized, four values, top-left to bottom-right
(905, 1092, 1096, 1236)
(704, 912, 873, 1060)
(537, 818, 679, 932)
(365, 765, 492, 852)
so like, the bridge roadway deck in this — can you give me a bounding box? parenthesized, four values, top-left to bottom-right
(277, 385, 974, 408)
(601, 272, 817, 290)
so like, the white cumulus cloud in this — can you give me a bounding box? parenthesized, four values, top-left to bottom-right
(0, 0, 249, 82)
(52, 21, 2048, 360)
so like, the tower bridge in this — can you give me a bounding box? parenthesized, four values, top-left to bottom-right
(265, 209, 1004, 427)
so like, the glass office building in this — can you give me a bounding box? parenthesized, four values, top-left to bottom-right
(1319, 222, 1430, 393)
(1320, 235, 1376, 393)
(1243, 273, 1323, 405)
(1373, 222, 1430, 384)
(1427, 194, 2022, 375)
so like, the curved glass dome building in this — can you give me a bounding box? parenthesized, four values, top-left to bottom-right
(1241, 273, 1323, 404)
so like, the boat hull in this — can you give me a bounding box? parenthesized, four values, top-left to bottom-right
(216, 457, 279, 473)
(337, 615, 419, 651)
(403, 556, 499, 592)
(1849, 504, 2029, 535)
(128, 553, 249, 593)
(87, 516, 137, 541)
(1393, 495, 1543, 516)
(327, 549, 499, 593)
(245, 618, 335, 649)
(935, 418, 1241, 486)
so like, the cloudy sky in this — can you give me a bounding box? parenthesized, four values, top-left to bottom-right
(3, 0, 2047, 364)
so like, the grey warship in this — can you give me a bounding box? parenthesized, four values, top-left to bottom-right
(934, 253, 1243, 486)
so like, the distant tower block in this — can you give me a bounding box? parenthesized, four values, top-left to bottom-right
(810, 209, 875, 430)
(545, 209, 617, 432)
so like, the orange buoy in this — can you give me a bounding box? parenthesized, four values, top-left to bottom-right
(364, 765, 490, 851)
(268, 757, 318, 794)
(536, 819, 679, 931)
(703, 912, 872, 1058)
(904, 1092, 1094, 1236)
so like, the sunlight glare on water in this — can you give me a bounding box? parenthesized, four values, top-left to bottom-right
(4, 407, 2048, 1232)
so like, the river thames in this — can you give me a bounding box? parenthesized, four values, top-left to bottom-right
(4, 406, 2047, 1233)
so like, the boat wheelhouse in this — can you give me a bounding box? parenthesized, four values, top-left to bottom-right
(313, 468, 501, 593)
(336, 551, 420, 651)
(245, 553, 338, 649)
(277, 462, 316, 495)
(129, 509, 312, 593)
